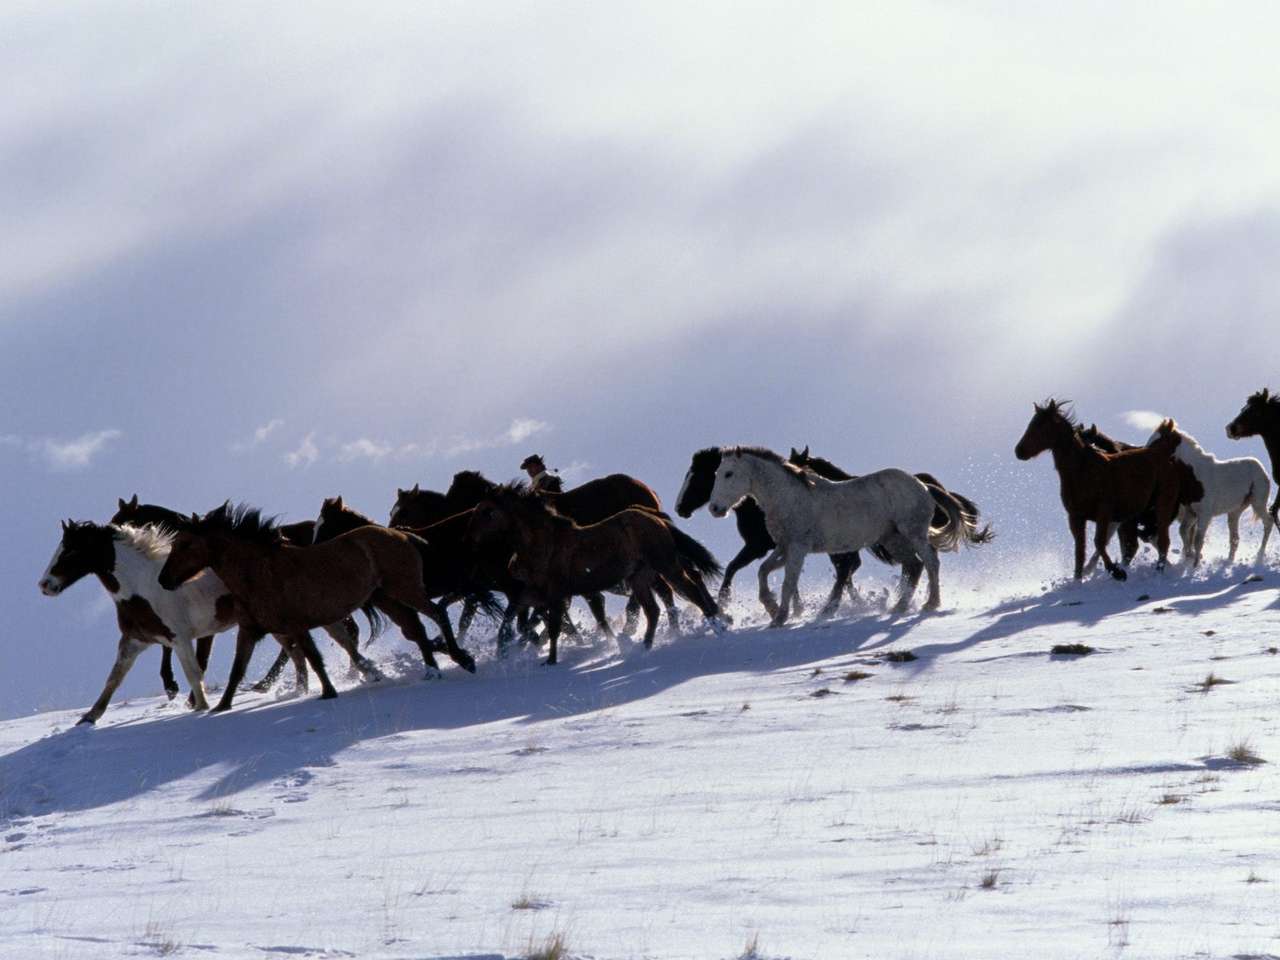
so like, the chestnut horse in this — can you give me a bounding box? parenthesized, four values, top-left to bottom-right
(158, 503, 473, 713)
(467, 484, 723, 664)
(1015, 400, 1182, 580)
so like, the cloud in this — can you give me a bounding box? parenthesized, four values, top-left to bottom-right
(1121, 410, 1166, 432)
(337, 437, 394, 462)
(284, 431, 319, 469)
(33, 429, 123, 471)
(503, 417, 549, 445)
(230, 418, 284, 453)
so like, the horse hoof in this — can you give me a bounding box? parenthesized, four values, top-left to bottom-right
(164, 687, 179, 701)
(76, 715, 97, 726)
(209, 703, 232, 715)
(455, 654, 477, 674)
(320, 690, 339, 700)
(250, 681, 272, 694)
(1111, 568, 1129, 582)
(922, 600, 941, 613)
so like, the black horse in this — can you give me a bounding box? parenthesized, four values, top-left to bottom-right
(675, 446, 989, 619)
(1227, 388, 1280, 523)
(111, 496, 373, 696)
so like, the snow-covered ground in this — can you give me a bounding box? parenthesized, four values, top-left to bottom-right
(3, 559, 1279, 959)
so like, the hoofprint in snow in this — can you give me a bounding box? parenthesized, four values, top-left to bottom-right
(3, 564, 1279, 959)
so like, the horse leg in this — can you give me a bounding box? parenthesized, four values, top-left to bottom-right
(1256, 485, 1275, 559)
(374, 595, 442, 675)
(1178, 510, 1197, 566)
(1118, 522, 1140, 566)
(559, 600, 582, 640)
(496, 597, 520, 651)
(821, 552, 859, 619)
(170, 636, 210, 712)
(456, 599, 476, 643)
(585, 593, 615, 639)
(1226, 510, 1241, 564)
(196, 636, 213, 673)
(323, 618, 380, 681)
(757, 548, 788, 619)
(80, 636, 148, 724)
(212, 627, 264, 713)
(719, 541, 770, 605)
(668, 567, 722, 625)
(653, 579, 681, 633)
(772, 551, 806, 628)
(1070, 515, 1087, 580)
(159, 646, 179, 701)
(1093, 512, 1126, 580)
(290, 632, 338, 700)
(621, 594, 641, 636)
(416, 598, 475, 673)
(900, 557, 925, 607)
(543, 604, 563, 665)
(251, 648, 292, 693)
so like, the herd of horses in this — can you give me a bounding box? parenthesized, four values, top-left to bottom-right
(37, 388, 1280, 725)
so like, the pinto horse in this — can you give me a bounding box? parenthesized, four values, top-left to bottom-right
(158, 503, 474, 713)
(1227, 388, 1280, 524)
(39, 522, 241, 723)
(112, 496, 370, 695)
(1015, 400, 1182, 580)
(467, 484, 723, 664)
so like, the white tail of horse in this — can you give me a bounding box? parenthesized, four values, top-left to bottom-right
(929, 489, 994, 553)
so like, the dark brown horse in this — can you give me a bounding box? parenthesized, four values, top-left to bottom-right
(1015, 400, 1183, 580)
(1077, 425, 1206, 569)
(1227, 388, 1280, 523)
(158, 503, 474, 712)
(467, 484, 723, 664)
(401, 470, 683, 635)
(112, 496, 371, 696)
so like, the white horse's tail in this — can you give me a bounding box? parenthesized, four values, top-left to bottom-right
(1246, 472, 1273, 525)
(929, 488, 994, 553)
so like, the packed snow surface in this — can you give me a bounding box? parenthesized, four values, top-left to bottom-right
(3, 564, 1279, 959)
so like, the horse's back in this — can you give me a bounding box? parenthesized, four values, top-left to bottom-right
(557, 473, 662, 523)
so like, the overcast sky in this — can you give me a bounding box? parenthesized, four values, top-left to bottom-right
(5, 2, 1280, 718)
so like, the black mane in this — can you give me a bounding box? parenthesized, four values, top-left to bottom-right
(1037, 397, 1078, 427)
(196, 502, 283, 544)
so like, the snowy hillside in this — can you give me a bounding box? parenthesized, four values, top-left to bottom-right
(3, 565, 1279, 959)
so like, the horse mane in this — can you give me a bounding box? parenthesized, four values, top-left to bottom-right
(113, 523, 175, 561)
(322, 496, 375, 526)
(1248, 387, 1280, 408)
(489, 480, 576, 526)
(726, 446, 813, 487)
(1038, 397, 1078, 426)
(690, 447, 723, 473)
(197, 502, 283, 544)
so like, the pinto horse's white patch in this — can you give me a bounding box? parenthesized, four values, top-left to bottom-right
(38, 542, 65, 595)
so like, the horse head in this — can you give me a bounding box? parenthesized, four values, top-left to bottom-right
(1015, 398, 1075, 461)
(675, 447, 722, 518)
(1227, 388, 1278, 440)
(40, 520, 115, 596)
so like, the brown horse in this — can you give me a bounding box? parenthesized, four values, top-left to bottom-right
(1227, 388, 1280, 523)
(466, 484, 723, 664)
(1015, 400, 1182, 580)
(158, 503, 474, 712)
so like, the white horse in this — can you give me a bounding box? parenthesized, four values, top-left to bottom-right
(706, 447, 987, 623)
(1147, 424, 1273, 565)
(39, 521, 235, 724)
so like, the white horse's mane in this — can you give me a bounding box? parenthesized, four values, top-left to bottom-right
(113, 523, 175, 562)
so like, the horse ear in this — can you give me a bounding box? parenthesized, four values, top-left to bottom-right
(190, 511, 201, 524)
(61, 519, 69, 532)
(129, 494, 138, 508)
(118, 497, 127, 510)
(412, 483, 420, 494)
(396, 487, 405, 499)
(334, 495, 344, 508)
(801, 445, 809, 457)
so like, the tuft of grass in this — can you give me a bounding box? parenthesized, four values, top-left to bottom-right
(978, 869, 1000, 890)
(1050, 643, 1094, 656)
(971, 835, 1003, 857)
(1197, 671, 1234, 692)
(810, 667, 823, 677)
(740, 702, 751, 712)
(843, 670, 873, 683)
(1155, 793, 1184, 806)
(1267, 646, 1278, 656)
(1245, 870, 1267, 884)
(511, 893, 551, 911)
(884, 693, 914, 703)
(882, 649, 917, 663)
(526, 930, 571, 960)
(810, 688, 834, 698)
(1227, 739, 1265, 765)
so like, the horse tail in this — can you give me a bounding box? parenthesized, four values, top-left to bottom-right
(667, 523, 723, 581)
(928, 488, 993, 552)
(360, 601, 386, 643)
(921, 476, 984, 533)
(463, 590, 505, 622)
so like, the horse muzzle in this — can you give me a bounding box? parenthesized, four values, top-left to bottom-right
(1013, 444, 1033, 461)
(39, 578, 63, 596)
(1225, 423, 1242, 440)
(709, 503, 728, 518)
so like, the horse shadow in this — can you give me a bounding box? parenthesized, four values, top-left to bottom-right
(0, 608, 931, 821)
